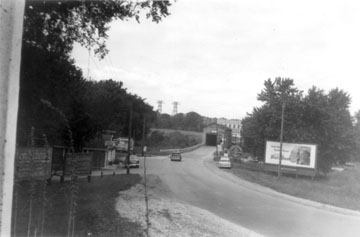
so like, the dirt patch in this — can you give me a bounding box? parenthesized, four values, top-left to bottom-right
(116, 175, 263, 237)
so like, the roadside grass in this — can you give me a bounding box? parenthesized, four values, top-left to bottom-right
(228, 161, 360, 211)
(146, 128, 203, 156)
(12, 174, 144, 237)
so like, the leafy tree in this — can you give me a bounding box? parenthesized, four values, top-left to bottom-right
(23, 0, 171, 58)
(153, 111, 204, 132)
(183, 112, 204, 132)
(81, 79, 156, 144)
(241, 105, 273, 158)
(353, 110, 360, 161)
(17, 0, 171, 148)
(155, 113, 172, 129)
(241, 78, 356, 173)
(172, 113, 185, 130)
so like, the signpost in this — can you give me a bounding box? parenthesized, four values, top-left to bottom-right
(278, 101, 285, 177)
(15, 147, 52, 180)
(113, 137, 134, 151)
(51, 152, 93, 182)
(264, 141, 318, 179)
(64, 153, 93, 182)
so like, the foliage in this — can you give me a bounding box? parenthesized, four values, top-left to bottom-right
(24, 0, 171, 58)
(17, 0, 171, 149)
(82, 79, 156, 142)
(241, 77, 356, 173)
(12, 175, 143, 236)
(147, 131, 201, 149)
(154, 111, 204, 132)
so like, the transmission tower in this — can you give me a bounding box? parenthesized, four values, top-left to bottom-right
(172, 101, 179, 115)
(157, 100, 164, 114)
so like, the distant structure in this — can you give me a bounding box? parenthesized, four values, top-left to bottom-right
(203, 117, 217, 126)
(157, 100, 164, 114)
(172, 101, 179, 115)
(217, 118, 242, 144)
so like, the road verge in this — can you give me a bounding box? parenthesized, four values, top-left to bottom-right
(116, 174, 264, 237)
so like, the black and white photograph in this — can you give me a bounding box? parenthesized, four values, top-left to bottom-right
(1, 0, 360, 236)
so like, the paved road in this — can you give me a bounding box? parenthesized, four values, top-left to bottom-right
(121, 146, 360, 236)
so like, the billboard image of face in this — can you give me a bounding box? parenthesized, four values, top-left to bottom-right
(265, 141, 317, 168)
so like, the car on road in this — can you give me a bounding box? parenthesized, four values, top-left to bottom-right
(218, 156, 232, 169)
(125, 154, 140, 168)
(170, 152, 182, 161)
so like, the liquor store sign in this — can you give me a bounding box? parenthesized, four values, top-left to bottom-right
(15, 147, 52, 180)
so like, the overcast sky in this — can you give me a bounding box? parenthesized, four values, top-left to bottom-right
(72, 0, 360, 119)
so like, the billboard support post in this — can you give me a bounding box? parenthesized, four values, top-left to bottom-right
(265, 141, 317, 178)
(278, 101, 285, 178)
(215, 124, 218, 157)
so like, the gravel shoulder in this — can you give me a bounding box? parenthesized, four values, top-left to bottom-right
(115, 174, 263, 237)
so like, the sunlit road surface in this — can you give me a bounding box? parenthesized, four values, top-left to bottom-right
(135, 146, 360, 237)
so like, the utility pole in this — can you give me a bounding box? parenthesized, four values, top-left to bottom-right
(215, 123, 219, 157)
(126, 104, 133, 175)
(142, 117, 150, 235)
(0, 1, 25, 235)
(142, 117, 146, 157)
(278, 101, 285, 178)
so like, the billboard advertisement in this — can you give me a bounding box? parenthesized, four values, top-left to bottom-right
(15, 147, 52, 180)
(113, 137, 134, 151)
(265, 141, 317, 169)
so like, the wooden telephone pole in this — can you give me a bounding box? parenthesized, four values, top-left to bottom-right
(278, 101, 285, 178)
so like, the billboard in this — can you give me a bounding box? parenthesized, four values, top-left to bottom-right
(65, 153, 93, 176)
(15, 147, 52, 180)
(265, 141, 317, 169)
(113, 137, 134, 151)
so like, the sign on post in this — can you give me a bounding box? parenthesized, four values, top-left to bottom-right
(264, 141, 317, 178)
(113, 137, 134, 151)
(15, 147, 52, 180)
(65, 153, 93, 177)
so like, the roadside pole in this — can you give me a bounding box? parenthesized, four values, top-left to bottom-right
(278, 101, 285, 178)
(142, 117, 150, 236)
(0, 1, 25, 235)
(215, 124, 219, 158)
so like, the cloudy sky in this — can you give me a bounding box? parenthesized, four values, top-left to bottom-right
(72, 0, 360, 119)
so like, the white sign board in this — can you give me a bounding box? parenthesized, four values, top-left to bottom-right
(265, 141, 317, 169)
(105, 140, 115, 148)
(113, 137, 134, 151)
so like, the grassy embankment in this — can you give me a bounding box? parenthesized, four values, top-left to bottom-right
(12, 175, 144, 237)
(226, 159, 360, 211)
(146, 128, 203, 155)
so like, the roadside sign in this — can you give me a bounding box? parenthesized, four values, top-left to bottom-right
(65, 153, 93, 176)
(15, 147, 52, 180)
(265, 141, 317, 168)
(113, 137, 134, 151)
(264, 141, 318, 179)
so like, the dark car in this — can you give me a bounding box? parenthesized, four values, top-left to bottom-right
(170, 152, 182, 161)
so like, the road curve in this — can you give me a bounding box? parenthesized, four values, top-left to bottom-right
(144, 146, 360, 237)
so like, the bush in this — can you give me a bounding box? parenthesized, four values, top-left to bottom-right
(147, 131, 200, 149)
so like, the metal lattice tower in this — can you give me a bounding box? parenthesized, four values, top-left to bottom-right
(172, 101, 179, 115)
(157, 100, 163, 114)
